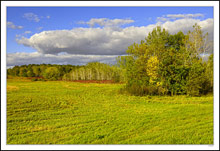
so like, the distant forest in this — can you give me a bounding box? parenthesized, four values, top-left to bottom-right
(7, 24, 213, 96)
(7, 62, 124, 82)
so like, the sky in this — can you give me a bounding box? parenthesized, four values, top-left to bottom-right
(6, 7, 214, 67)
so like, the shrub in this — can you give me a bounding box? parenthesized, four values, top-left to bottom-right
(31, 78, 38, 81)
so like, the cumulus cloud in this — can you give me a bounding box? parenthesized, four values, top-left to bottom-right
(7, 52, 118, 66)
(79, 18, 134, 27)
(23, 13, 40, 22)
(16, 18, 213, 56)
(9, 15, 213, 67)
(161, 18, 213, 53)
(7, 22, 23, 29)
(162, 18, 213, 41)
(16, 26, 154, 55)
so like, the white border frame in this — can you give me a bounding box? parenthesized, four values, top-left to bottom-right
(1, 1, 219, 150)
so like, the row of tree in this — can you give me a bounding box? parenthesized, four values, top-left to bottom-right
(7, 64, 80, 80)
(117, 24, 213, 96)
(7, 63, 125, 82)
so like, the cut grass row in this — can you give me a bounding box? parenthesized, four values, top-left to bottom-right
(7, 78, 213, 144)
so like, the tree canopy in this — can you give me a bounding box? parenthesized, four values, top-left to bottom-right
(117, 24, 213, 96)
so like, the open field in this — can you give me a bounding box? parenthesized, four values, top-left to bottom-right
(7, 78, 213, 144)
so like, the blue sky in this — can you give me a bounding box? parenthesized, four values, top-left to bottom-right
(6, 7, 214, 66)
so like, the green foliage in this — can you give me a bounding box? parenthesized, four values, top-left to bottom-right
(8, 63, 124, 83)
(32, 66, 41, 77)
(43, 67, 60, 80)
(27, 68, 35, 77)
(159, 48, 189, 96)
(120, 24, 213, 96)
(186, 59, 204, 96)
(145, 26, 169, 58)
(206, 54, 213, 91)
(7, 78, 213, 144)
(7, 64, 79, 81)
(31, 78, 38, 81)
(146, 56, 159, 84)
(168, 31, 185, 50)
(19, 67, 27, 77)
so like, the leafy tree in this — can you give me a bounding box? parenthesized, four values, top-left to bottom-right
(185, 23, 209, 63)
(19, 67, 27, 77)
(204, 54, 213, 93)
(168, 31, 185, 50)
(207, 54, 213, 89)
(119, 24, 212, 96)
(146, 56, 159, 84)
(27, 68, 35, 77)
(186, 59, 205, 96)
(32, 66, 41, 77)
(43, 67, 60, 80)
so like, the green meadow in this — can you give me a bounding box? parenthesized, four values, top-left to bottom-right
(7, 78, 213, 144)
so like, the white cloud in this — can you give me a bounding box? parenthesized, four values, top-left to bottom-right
(7, 22, 23, 29)
(15, 34, 21, 38)
(157, 13, 204, 22)
(161, 18, 214, 54)
(37, 27, 43, 31)
(166, 13, 204, 19)
(15, 31, 32, 39)
(24, 31, 32, 34)
(161, 18, 213, 41)
(9, 16, 213, 67)
(23, 13, 40, 22)
(7, 52, 118, 66)
(156, 17, 169, 22)
(46, 15, 50, 19)
(16, 26, 154, 55)
(198, 18, 214, 40)
(162, 18, 199, 34)
(16, 18, 213, 56)
(79, 18, 134, 27)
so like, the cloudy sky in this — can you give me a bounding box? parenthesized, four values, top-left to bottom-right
(7, 7, 213, 67)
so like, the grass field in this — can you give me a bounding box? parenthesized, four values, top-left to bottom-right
(7, 78, 213, 144)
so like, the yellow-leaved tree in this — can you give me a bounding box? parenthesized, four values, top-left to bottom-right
(146, 56, 159, 84)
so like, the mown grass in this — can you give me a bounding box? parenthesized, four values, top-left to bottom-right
(7, 78, 213, 144)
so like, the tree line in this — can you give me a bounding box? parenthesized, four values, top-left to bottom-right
(7, 64, 78, 80)
(7, 63, 125, 82)
(117, 24, 213, 96)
